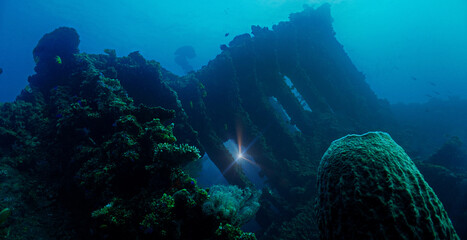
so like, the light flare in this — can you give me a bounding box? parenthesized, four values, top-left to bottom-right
(222, 121, 270, 175)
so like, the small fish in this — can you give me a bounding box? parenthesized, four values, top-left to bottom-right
(99, 224, 108, 229)
(0, 67, 3, 75)
(433, 91, 440, 95)
(425, 94, 433, 98)
(225, 33, 229, 37)
(410, 76, 417, 81)
(55, 56, 62, 64)
(56, 113, 63, 118)
(428, 81, 436, 86)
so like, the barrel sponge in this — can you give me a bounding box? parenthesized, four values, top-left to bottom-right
(316, 131, 459, 240)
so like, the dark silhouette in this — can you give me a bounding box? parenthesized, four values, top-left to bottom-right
(174, 45, 196, 73)
(220, 44, 228, 51)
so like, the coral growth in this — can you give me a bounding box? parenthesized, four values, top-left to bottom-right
(2, 4, 467, 240)
(203, 185, 261, 226)
(0, 27, 256, 239)
(317, 132, 459, 239)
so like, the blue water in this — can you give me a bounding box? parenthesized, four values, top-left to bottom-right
(1, 0, 466, 103)
(185, 154, 229, 188)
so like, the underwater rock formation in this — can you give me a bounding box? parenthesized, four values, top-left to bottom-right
(89, 49, 200, 149)
(317, 132, 459, 240)
(0, 27, 256, 239)
(31, 27, 80, 92)
(428, 136, 467, 171)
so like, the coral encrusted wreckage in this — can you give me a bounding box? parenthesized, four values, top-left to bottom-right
(0, 4, 466, 240)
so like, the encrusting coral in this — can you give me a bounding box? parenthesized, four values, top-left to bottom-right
(0, 27, 257, 239)
(2, 5, 466, 240)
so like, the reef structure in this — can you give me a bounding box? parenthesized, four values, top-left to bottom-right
(1, 4, 466, 240)
(317, 132, 459, 240)
(0, 27, 257, 239)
